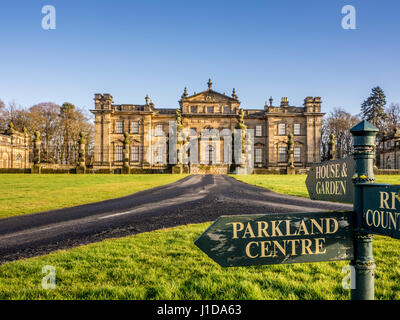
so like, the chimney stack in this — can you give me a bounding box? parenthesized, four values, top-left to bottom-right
(280, 97, 289, 107)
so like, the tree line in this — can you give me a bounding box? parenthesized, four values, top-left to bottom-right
(321, 86, 400, 161)
(0, 100, 94, 165)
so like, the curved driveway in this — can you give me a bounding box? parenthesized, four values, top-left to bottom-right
(0, 175, 352, 263)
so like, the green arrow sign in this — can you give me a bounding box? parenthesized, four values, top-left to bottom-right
(361, 184, 400, 238)
(306, 158, 355, 203)
(195, 211, 354, 267)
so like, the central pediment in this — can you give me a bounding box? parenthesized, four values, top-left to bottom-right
(184, 90, 238, 103)
(179, 80, 241, 115)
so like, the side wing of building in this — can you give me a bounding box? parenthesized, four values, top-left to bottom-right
(0, 129, 30, 169)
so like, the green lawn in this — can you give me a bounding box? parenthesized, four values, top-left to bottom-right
(1, 173, 400, 300)
(0, 174, 187, 219)
(0, 222, 399, 300)
(232, 174, 400, 198)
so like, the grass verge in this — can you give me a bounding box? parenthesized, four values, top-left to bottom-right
(0, 174, 187, 219)
(232, 174, 400, 198)
(0, 223, 399, 299)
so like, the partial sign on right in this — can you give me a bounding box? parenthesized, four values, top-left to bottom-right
(362, 184, 400, 239)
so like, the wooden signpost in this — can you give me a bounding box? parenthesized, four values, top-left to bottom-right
(306, 158, 355, 203)
(360, 184, 400, 239)
(195, 120, 399, 300)
(195, 212, 354, 267)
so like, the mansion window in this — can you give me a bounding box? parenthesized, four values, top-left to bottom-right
(279, 123, 286, 135)
(116, 121, 124, 134)
(255, 149, 262, 163)
(190, 128, 197, 136)
(131, 121, 139, 134)
(255, 125, 262, 137)
(191, 106, 198, 113)
(155, 125, 163, 136)
(131, 146, 139, 162)
(279, 147, 287, 162)
(205, 145, 216, 164)
(207, 106, 214, 113)
(155, 146, 165, 163)
(223, 106, 231, 114)
(15, 154, 22, 168)
(294, 123, 301, 135)
(294, 147, 301, 162)
(224, 147, 231, 164)
(115, 145, 123, 161)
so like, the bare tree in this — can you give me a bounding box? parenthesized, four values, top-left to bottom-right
(0, 99, 6, 130)
(0, 101, 30, 132)
(29, 103, 61, 163)
(321, 108, 360, 160)
(384, 103, 400, 135)
(0, 98, 94, 165)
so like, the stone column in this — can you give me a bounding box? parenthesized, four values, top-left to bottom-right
(31, 131, 41, 174)
(122, 132, 131, 174)
(286, 133, 295, 175)
(328, 134, 336, 160)
(173, 108, 183, 174)
(234, 108, 248, 174)
(142, 115, 152, 167)
(23, 127, 29, 169)
(76, 132, 86, 174)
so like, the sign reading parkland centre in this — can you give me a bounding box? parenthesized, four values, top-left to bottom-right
(195, 120, 400, 300)
(195, 212, 353, 267)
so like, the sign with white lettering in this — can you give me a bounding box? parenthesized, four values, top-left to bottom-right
(195, 212, 354, 267)
(306, 158, 355, 203)
(362, 184, 400, 238)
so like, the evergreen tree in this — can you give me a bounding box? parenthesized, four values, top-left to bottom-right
(361, 86, 387, 133)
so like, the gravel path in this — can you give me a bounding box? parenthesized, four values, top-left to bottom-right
(0, 175, 352, 264)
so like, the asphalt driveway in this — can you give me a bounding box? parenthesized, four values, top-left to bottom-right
(0, 175, 352, 263)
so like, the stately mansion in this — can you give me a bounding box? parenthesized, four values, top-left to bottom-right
(91, 80, 324, 173)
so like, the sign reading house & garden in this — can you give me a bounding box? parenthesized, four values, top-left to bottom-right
(306, 158, 355, 203)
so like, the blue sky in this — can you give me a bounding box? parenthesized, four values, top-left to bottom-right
(0, 0, 399, 117)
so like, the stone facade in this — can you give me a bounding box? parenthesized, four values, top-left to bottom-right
(91, 80, 324, 172)
(0, 125, 30, 169)
(377, 129, 400, 169)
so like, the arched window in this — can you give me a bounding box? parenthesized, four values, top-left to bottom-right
(15, 154, 22, 168)
(2, 153, 8, 168)
(205, 145, 215, 164)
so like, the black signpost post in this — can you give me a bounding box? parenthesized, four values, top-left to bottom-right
(195, 119, 399, 300)
(349, 120, 379, 300)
